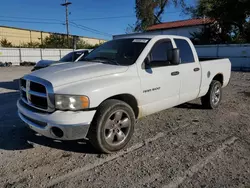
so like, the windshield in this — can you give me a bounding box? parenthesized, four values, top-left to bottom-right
(60, 51, 85, 62)
(83, 38, 150, 66)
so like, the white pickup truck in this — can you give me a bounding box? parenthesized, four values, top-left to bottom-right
(17, 35, 231, 153)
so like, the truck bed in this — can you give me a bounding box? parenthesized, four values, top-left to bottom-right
(198, 58, 231, 98)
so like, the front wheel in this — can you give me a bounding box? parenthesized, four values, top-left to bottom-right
(88, 99, 135, 154)
(201, 80, 222, 109)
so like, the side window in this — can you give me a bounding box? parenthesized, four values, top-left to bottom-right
(79, 51, 89, 61)
(73, 52, 84, 61)
(174, 39, 195, 64)
(150, 40, 173, 67)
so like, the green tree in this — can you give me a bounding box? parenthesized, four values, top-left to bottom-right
(0, 38, 12, 47)
(126, 24, 136, 34)
(186, 0, 250, 44)
(76, 39, 103, 49)
(42, 33, 74, 48)
(0, 34, 103, 49)
(20, 41, 41, 48)
(134, 0, 185, 32)
(41, 34, 102, 49)
(244, 22, 250, 42)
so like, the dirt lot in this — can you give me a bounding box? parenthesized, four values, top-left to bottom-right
(0, 67, 250, 188)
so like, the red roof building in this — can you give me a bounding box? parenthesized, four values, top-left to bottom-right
(147, 18, 214, 31)
(146, 18, 214, 38)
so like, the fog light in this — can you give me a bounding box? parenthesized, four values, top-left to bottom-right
(51, 127, 64, 138)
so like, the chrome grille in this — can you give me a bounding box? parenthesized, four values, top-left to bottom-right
(19, 75, 55, 112)
(30, 82, 46, 93)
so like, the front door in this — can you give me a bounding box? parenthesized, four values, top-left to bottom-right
(138, 39, 181, 116)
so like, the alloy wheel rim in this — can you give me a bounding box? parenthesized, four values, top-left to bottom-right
(104, 110, 131, 146)
(212, 84, 221, 105)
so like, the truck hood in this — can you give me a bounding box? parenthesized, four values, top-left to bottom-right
(30, 61, 129, 87)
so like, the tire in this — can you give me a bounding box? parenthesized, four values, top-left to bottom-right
(201, 80, 222, 109)
(88, 99, 135, 154)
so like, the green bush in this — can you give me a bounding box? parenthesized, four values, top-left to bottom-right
(0, 34, 104, 49)
(0, 38, 13, 47)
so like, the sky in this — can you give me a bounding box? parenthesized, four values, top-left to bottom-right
(0, 0, 195, 40)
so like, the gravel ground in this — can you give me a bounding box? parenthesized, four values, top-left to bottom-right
(0, 67, 250, 188)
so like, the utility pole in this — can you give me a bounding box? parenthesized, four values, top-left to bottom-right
(61, 0, 72, 47)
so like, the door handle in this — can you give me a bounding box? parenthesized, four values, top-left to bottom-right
(194, 68, 200, 72)
(171, 71, 179, 76)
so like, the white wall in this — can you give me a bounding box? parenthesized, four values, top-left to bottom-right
(0, 48, 77, 65)
(196, 44, 250, 71)
(1, 45, 249, 71)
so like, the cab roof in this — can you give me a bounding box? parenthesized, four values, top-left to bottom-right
(113, 33, 188, 40)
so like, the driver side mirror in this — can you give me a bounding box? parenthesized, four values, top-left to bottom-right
(167, 48, 180, 65)
(142, 55, 151, 69)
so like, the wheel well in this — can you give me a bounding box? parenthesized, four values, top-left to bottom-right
(104, 94, 139, 119)
(213, 74, 224, 85)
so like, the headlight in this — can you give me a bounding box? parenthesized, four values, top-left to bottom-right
(55, 94, 89, 111)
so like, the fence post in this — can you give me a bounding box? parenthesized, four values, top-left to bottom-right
(40, 48, 43, 60)
(19, 48, 22, 65)
(59, 49, 62, 58)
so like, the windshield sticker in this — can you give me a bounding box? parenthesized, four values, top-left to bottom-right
(133, 39, 149, 43)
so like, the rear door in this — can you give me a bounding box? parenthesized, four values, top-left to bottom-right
(174, 39, 201, 104)
(138, 39, 181, 116)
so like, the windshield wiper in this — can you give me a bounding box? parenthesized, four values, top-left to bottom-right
(81, 57, 119, 65)
(92, 57, 119, 65)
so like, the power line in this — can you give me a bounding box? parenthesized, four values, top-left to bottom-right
(0, 15, 62, 22)
(71, 11, 181, 21)
(70, 22, 112, 37)
(0, 19, 63, 25)
(70, 24, 112, 37)
(0, 10, 182, 23)
(72, 15, 135, 21)
(70, 22, 112, 35)
(0, 15, 134, 22)
(0, 20, 111, 37)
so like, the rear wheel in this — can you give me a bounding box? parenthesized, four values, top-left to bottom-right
(88, 99, 135, 153)
(201, 80, 222, 109)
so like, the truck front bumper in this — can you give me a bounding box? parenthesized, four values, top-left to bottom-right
(17, 99, 96, 140)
